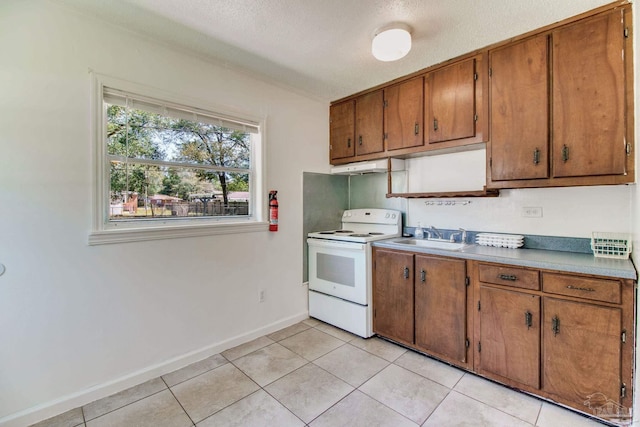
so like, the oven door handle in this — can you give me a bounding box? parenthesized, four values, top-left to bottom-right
(307, 238, 366, 250)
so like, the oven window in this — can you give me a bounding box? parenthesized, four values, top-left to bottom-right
(317, 253, 355, 287)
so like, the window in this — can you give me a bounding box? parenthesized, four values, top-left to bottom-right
(90, 74, 266, 245)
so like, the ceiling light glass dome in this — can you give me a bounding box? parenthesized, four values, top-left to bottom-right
(372, 23, 412, 62)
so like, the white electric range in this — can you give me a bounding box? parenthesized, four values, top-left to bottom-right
(307, 208, 402, 337)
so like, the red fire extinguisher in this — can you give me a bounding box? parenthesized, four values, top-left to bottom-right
(269, 190, 278, 232)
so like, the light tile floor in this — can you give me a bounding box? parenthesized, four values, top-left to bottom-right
(31, 318, 610, 427)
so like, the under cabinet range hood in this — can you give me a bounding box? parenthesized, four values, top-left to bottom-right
(330, 158, 405, 175)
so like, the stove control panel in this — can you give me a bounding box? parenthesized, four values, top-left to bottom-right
(342, 209, 400, 225)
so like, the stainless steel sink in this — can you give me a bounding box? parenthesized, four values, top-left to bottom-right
(393, 239, 468, 251)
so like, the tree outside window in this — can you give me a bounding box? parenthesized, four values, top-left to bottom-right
(105, 99, 253, 220)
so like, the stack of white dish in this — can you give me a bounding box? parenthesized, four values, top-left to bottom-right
(476, 233, 524, 249)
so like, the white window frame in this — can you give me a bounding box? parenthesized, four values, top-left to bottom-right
(89, 72, 267, 245)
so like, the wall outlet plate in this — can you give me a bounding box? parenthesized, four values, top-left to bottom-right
(522, 207, 543, 218)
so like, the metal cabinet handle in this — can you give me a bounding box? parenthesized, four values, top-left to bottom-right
(433, 119, 438, 131)
(533, 148, 540, 165)
(525, 311, 532, 329)
(498, 274, 517, 281)
(358, 135, 363, 146)
(562, 144, 569, 162)
(414, 123, 420, 135)
(566, 285, 595, 292)
(403, 267, 410, 279)
(420, 269, 426, 283)
(347, 138, 351, 148)
(552, 316, 560, 336)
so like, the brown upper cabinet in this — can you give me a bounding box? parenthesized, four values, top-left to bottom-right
(330, 90, 384, 163)
(488, 8, 634, 188)
(384, 77, 424, 151)
(489, 34, 549, 181)
(329, 100, 355, 161)
(426, 57, 478, 145)
(355, 90, 385, 156)
(552, 11, 627, 178)
(330, 53, 488, 164)
(384, 55, 487, 155)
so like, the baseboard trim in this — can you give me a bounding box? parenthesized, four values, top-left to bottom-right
(0, 311, 309, 427)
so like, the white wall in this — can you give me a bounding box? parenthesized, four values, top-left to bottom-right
(0, 1, 328, 425)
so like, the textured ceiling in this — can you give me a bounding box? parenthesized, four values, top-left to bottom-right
(56, 0, 614, 102)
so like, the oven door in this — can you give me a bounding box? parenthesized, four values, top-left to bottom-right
(307, 238, 369, 305)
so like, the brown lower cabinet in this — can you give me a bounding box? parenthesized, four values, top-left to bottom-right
(373, 248, 470, 367)
(373, 250, 635, 423)
(414, 255, 467, 364)
(373, 249, 414, 345)
(475, 264, 634, 421)
(478, 286, 541, 389)
(542, 297, 622, 407)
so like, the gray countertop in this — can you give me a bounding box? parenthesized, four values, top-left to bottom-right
(373, 238, 637, 280)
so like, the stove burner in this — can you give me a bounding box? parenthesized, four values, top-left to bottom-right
(335, 230, 353, 233)
(368, 232, 384, 235)
(349, 234, 371, 237)
(319, 231, 335, 234)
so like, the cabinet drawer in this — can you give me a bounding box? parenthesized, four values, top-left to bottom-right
(478, 264, 540, 290)
(542, 273, 621, 304)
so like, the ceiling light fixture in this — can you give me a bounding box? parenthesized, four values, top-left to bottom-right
(372, 23, 412, 62)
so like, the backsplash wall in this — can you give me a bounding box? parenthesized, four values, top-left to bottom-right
(407, 185, 633, 238)
(349, 172, 407, 212)
(351, 149, 634, 238)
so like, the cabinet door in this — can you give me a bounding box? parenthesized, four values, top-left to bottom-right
(552, 11, 626, 178)
(489, 34, 549, 181)
(384, 78, 424, 151)
(426, 58, 476, 144)
(543, 297, 622, 406)
(329, 101, 355, 161)
(479, 287, 540, 389)
(373, 250, 414, 345)
(355, 90, 384, 156)
(415, 255, 467, 363)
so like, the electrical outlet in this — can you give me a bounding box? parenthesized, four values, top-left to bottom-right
(259, 289, 265, 303)
(522, 207, 543, 218)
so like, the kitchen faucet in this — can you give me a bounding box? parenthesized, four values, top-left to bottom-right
(428, 225, 443, 240)
(449, 228, 468, 243)
(427, 226, 468, 243)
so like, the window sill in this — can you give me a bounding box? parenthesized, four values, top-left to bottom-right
(88, 221, 269, 245)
